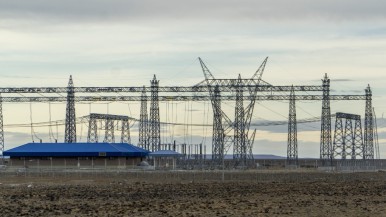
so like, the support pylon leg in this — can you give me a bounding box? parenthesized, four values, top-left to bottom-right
(120, 120, 131, 143)
(103, 119, 115, 143)
(353, 119, 363, 159)
(364, 85, 374, 160)
(87, 117, 98, 143)
(333, 116, 344, 159)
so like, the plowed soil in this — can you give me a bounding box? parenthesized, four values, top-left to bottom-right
(1, 171, 386, 216)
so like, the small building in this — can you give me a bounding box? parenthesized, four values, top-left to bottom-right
(3, 143, 149, 170)
(149, 150, 182, 170)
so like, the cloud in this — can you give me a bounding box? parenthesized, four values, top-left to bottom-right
(311, 78, 355, 83)
(250, 119, 321, 134)
(0, 0, 385, 24)
(332, 79, 355, 82)
(339, 89, 363, 94)
(4, 131, 44, 150)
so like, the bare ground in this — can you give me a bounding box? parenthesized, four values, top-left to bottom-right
(1, 171, 386, 216)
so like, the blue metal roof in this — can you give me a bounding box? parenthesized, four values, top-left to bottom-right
(149, 150, 182, 157)
(3, 143, 150, 157)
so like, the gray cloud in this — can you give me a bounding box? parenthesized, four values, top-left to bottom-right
(332, 79, 355, 82)
(0, 0, 385, 23)
(250, 119, 320, 134)
(339, 89, 363, 93)
(311, 78, 355, 83)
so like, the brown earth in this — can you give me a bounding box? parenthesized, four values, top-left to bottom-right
(1, 171, 386, 216)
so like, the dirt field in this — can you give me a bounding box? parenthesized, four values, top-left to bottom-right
(1, 171, 386, 216)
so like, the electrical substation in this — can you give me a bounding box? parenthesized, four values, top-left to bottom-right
(0, 57, 380, 170)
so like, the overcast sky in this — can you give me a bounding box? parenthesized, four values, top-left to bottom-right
(1, 0, 386, 158)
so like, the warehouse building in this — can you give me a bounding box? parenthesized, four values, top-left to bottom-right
(3, 142, 149, 170)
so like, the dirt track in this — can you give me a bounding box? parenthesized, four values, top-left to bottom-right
(1, 171, 386, 216)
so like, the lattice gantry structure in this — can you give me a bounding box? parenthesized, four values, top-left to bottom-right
(287, 86, 298, 166)
(86, 113, 131, 144)
(332, 112, 363, 160)
(0, 58, 376, 166)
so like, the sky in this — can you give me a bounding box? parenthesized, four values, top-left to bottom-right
(1, 0, 386, 158)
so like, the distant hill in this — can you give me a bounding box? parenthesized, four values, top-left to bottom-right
(253, 154, 286, 159)
(200, 154, 286, 159)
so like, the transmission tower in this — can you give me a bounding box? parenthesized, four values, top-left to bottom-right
(199, 58, 226, 165)
(364, 85, 374, 160)
(199, 57, 268, 167)
(64, 75, 76, 143)
(287, 86, 298, 166)
(320, 74, 332, 165)
(234, 74, 247, 167)
(212, 85, 224, 165)
(149, 75, 161, 152)
(138, 86, 148, 149)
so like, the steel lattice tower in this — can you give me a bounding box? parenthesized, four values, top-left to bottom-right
(138, 87, 148, 149)
(149, 75, 161, 152)
(212, 85, 224, 165)
(364, 85, 374, 159)
(332, 113, 363, 160)
(103, 118, 115, 143)
(87, 118, 98, 143)
(120, 120, 131, 143)
(320, 74, 332, 165)
(199, 58, 225, 165)
(234, 74, 247, 166)
(64, 75, 76, 143)
(287, 86, 298, 166)
(199, 57, 268, 167)
(0, 94, 4, 162)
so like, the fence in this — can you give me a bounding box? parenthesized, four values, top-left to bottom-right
(2, 168, 386, 184)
